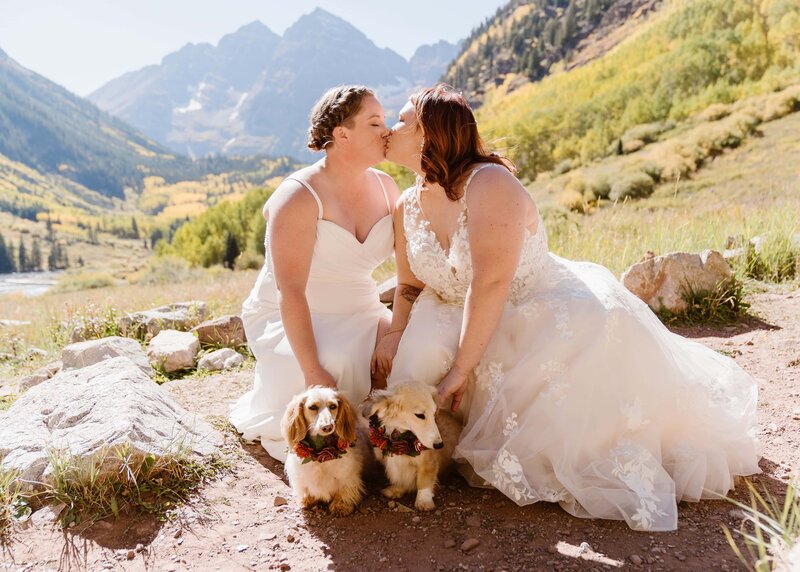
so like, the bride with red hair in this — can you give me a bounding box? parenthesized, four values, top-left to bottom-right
(375, 84, 759, 531)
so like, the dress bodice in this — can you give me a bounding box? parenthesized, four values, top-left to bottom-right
(246, 169, 394, 315)
(403, 165, 550, 306)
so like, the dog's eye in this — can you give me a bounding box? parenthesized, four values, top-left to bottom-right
(330, 404, 338, 410)
(308, 404, 319, 411)
(415, 413, 425, 420)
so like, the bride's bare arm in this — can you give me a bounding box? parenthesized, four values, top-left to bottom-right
(438, 168, 530, 411)
(371, 197, 426, 380)
(270, 181, 336, 388)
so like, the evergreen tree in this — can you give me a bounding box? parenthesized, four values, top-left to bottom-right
(150, 228, 164, 249)
(222, 232, 240, 270)
(30, 237, 43, 272)
(48, 242, 60, 271)
(0, 234, 15, 274)
(18, 239, 28, 272)
(563, 1, 578, 40)
(131, 216, 140, 239)
(45, 217, 55, 243)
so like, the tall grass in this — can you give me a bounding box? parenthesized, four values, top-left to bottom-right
(0, 467, 22, 537)
(724, 480, 800, 571)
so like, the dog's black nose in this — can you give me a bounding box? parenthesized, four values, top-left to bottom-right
(433, 441, 444, 450)
(321, 424, 334, 433)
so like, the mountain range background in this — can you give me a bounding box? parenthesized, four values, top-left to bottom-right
(1, 0, 799, 277)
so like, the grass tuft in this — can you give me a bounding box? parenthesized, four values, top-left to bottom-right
(657, 279, 750, 326)
(0, 467, 25, 537)
(723, 479, 800, 571)
(45, 442, 225, 527)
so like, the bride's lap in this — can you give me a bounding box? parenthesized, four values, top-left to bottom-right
(388, 289, 462, 387)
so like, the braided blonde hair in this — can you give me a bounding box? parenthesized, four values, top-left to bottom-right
(307, 85, 375, 152)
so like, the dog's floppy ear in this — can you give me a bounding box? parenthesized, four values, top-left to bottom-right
(366, 389, 397, 420)
(334, 396, 357, 443)
(281, 393, 308, 447)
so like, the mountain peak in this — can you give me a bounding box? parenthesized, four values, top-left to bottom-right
(228, 20, 278, 40)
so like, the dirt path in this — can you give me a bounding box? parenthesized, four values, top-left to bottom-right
(2, 286, 799, 572)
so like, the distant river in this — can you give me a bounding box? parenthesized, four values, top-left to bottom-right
(0, 271, 62, 297)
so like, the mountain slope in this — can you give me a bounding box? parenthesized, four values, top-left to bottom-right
(89, 9, 457, 158)
(442, 0, 661, 104)
(0, 47, 186, 200)
(475, 0, 800, 179)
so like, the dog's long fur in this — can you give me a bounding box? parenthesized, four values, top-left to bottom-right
(366, 381, 462, 511)
(281, 386, 367, 516)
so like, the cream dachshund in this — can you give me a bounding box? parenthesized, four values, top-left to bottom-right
(365, 381, 462, 511)
(281, 386, 367, 516)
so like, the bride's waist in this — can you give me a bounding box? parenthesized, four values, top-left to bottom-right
(247, 273, 382, 314)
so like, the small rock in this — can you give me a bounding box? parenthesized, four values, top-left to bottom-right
(274, 496, 288, 507)
(135, 543, 145, 553)
(126, 550, 135, 560)
(630, 554, 643, 565)
(388, 500, 396, 509)
(411, 516, 421, 524)
(396, 503, 414, 513)
(26, 347, 48, 360)
(461, 538, 480, 552)
(260, 533, 277, 541)
(197, 348, 244, 372)
(578, 542, 592, 554)
(287, 534, 295, 543)
(236, 545, 248, 553)
(174, 529, 183, 539)
(444, 539, 456, 549)
(280, 565, 291, 571)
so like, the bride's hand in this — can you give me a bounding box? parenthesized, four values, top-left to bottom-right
(437, 365, 469, 412)
(371, 330, 403, 382)
(305, 367, 337, 389)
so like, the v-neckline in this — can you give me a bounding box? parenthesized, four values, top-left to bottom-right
(319, 213, 392, 246)
(414, 185, 467, 259)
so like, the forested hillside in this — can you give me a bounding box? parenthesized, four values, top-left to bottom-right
(474, 0, 800, 180)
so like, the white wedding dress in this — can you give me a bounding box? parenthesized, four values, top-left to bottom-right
(231, 169, 393, 462)
(387, 164, 760, 531)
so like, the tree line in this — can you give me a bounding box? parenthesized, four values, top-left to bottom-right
(0, 221, 70, 274)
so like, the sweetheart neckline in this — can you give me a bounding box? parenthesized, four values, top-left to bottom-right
(318, 213, 392, 245)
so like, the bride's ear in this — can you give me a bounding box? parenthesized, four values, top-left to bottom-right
(333, 125, 348, 144)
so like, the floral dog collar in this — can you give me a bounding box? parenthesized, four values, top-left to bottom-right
(368, 414, 427, 457)
(294, 434, 352, 463)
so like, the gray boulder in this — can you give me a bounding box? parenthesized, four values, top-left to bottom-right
(197, 348, 245, 372)
(147, 330, 199, 373)
(118, 301, 207, 338)
(0, 357, 220, 494)
(62, 336, 153, 377)
(19, 361, 62, 391)
(621, 250, 732, 313)
(192, 315, 246, 347)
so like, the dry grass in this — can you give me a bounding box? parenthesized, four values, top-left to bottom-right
(0, 268, 259, 378)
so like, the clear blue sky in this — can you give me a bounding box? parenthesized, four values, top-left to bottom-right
(0, 0, 507, 96)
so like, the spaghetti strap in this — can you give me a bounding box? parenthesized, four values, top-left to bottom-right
(462, 164, 494, 200)
(371, 168, 392, 215)
(285, 177, 323, 220)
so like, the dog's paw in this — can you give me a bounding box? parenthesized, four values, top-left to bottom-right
(381, 485, 406, 499)
(415, 497, 435, 511)
(301, 495, 318, 510)
(328, 499, 356, 517)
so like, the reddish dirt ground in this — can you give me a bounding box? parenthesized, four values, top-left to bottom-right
(2, 286, 798, 572)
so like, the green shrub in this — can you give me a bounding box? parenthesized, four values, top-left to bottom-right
(658, 278, 749, 325)
(235, 250, 265, 270)
(130, 255, 205, 285)
(585, 174, 612, 200)
(697, 103, 732, 121)
(609, 172, 655, 201)
(622, 121, 674, 144)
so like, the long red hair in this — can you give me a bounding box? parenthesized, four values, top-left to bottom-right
(413, 84, 514, 201)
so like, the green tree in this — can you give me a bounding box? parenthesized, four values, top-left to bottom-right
(131, 216, 140, 239)
(0, 234, 15, 273)
(18, 239, 28, 272)
(30, 237, 43, 271)
(222, 232, 240, 270)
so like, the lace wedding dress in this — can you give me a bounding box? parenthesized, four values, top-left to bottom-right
(387, 164, 760, 531)
(231, 169, 393, 462)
